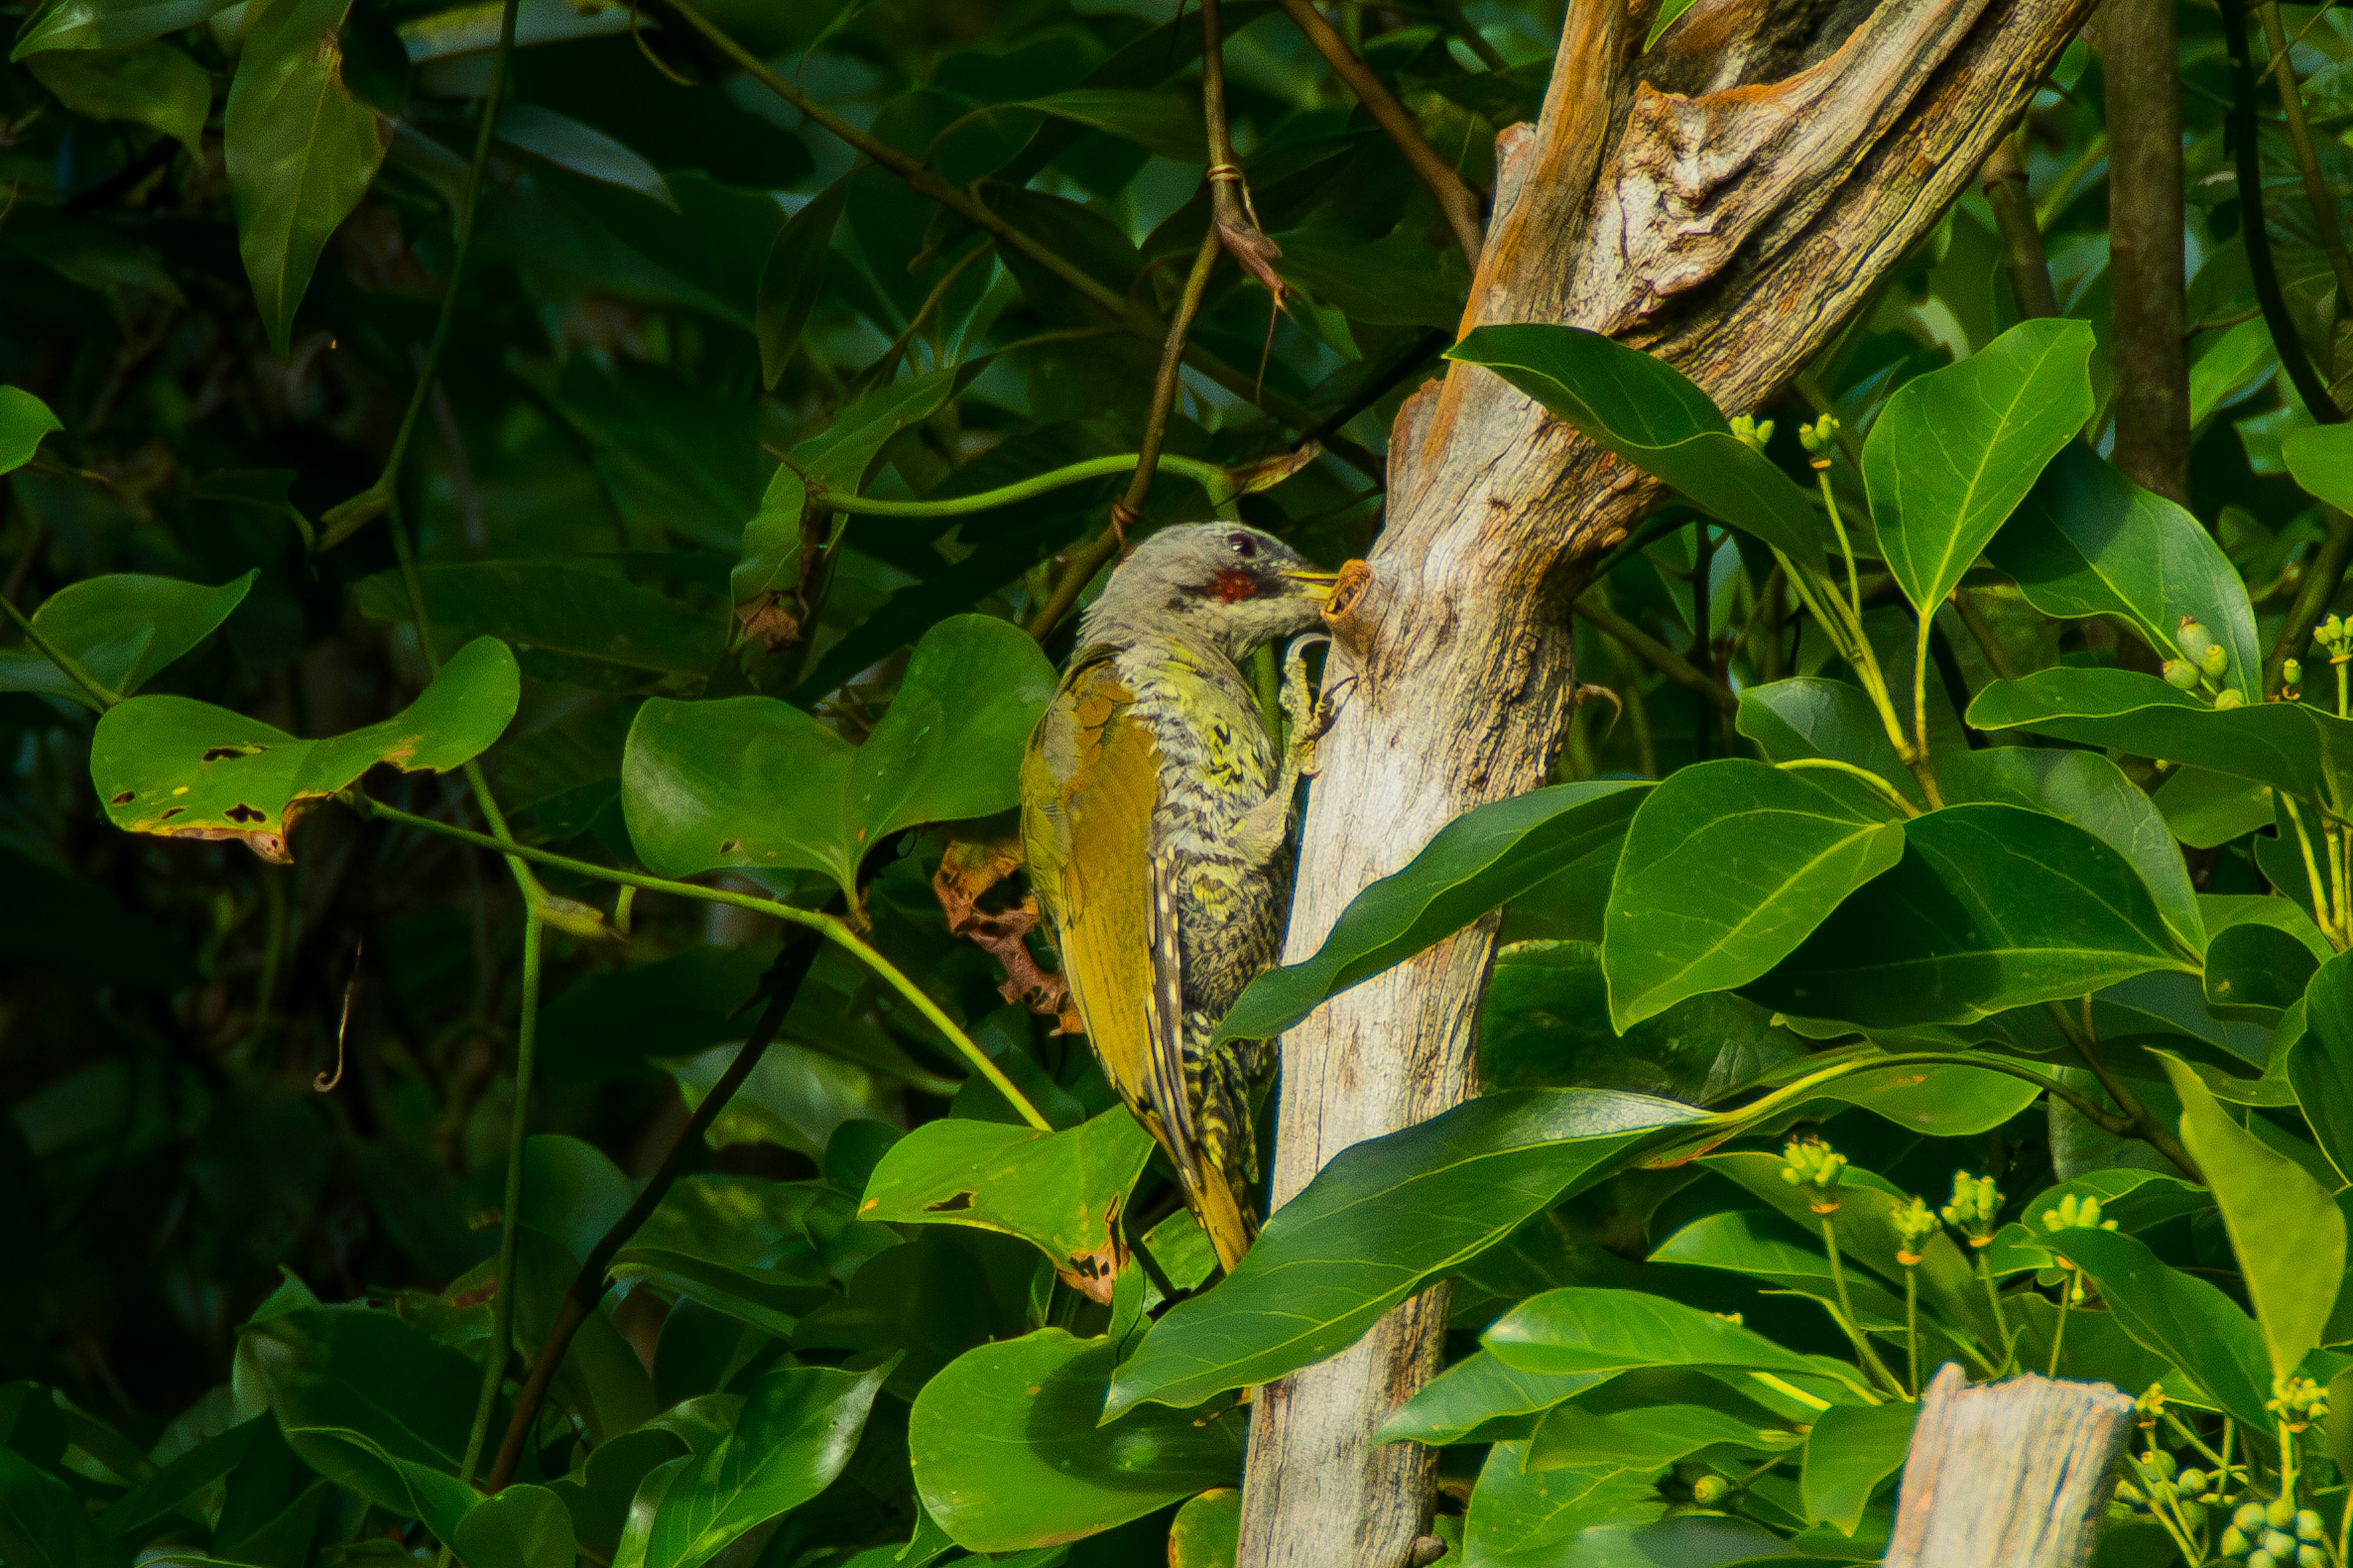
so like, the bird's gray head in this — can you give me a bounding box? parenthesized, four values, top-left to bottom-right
(1080, 523, 1336, 659)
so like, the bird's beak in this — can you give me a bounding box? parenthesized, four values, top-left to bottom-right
(1278, 567, 1341, 602)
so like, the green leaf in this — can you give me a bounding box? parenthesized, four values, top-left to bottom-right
(1943, 746, 2204, 949)
(1745, 804, 2193, 1028)
(25, 41, 210, 157)
(1527, 1385, 1797, 1472)
(623, 615, 1053, 898)
(93, 637, 519, 862)
(223, 0, 391, 357)
(858, 1108, 1155, 1298)
(1799, 1401, 1916, 1536)
(2159, 1055, 2346, 1382)
(1968, 667, 2353, 812)
(498, 105, 674, 208)
(1986, 443, 2260, 701)
(2282, 422, 2353, 513)
(732, 369, 958, 606)
(1445, 325, 1825, 569)
(0, 387, 63, 474)
(242, 1307, 485, 1539)
(756, 183, 846, 391)
(1012, 88, 1205, 161)
(2156, 767, 2276, 849)
(1215, 781, 1648, 1045)
(1376, 1352, 1610, 1447)
(2290, 950, 2353, 1183)
(1104, 1090, 1703, 1417)
(0, 570, 255, 710)
(1482, 1287, 1867, 1395)
(1167, 1489, 1240, 1568)
(1735, 678, 1918, 803)
(11, 0, 235, 55)
(0, 1447, 104, 1568)
(641, 1363, 885, 1568)
(455, 1486, 576, 1568)
(2057, 1227, 2274, 1427)
(2203, 922, 2317, 1023)
(99, 1415, 268, 1537)
(1864, 318, 2094, 616)
(911, 1328, 1241, 1553)
(1602, 759, 1906, 1029)
(1460, 1447, 1666, 1567)
(352, 564, 723, 689)
(1650, 1211, 1907, 1331)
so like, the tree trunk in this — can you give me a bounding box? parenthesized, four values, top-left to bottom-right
(1884, 1364, 2139, 1568)
(1237, 0, 2104, 1561)
(2106, 0, 2192, 504)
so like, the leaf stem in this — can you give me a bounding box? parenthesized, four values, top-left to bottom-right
(1775, 759, 1920, 819)
(1693, 1050, 2129, 1145)
(341, 792, 1053, 1131)
(1574, 593, 1738, 714)
(2281, 792, 2339, 944)
(1820, 1214, 1906, 1398)
(321, 0, 522, 550)
(823, 450, 1237, 518)
(1814, 469, 1863, 624)
(1904, 1267, 1920, 1397)
(460, 907, 541, 1487)
(1976, 1248, 2015, 1376)
(0, 592, 122, 708)
(2049, 1268, 2072, 1377)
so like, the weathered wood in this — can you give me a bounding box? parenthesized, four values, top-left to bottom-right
(1885, 1364, 2139, 1568)
(1235, 0, 2103, 1562)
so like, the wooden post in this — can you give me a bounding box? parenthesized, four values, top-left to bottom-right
(1885, 1364, 2140, 1568)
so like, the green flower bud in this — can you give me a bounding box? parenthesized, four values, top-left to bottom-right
(2286, 658, 2305, 687)
(2251, 1548, 2280, 1568)
(2178, 1468, 2208, 1497)
(2297, 1510, 2327, 1542)
(2268, 1497, 2298, 1530)
(2164, 659, 2202, 689)
(1892, 1194, 1939, 1264)
(2215, 689, 2246, 710)
(2268, 1377, 2329, 1430)
(1730, 415, 1775, 455)
(2181, 1499, 2208, 1533)
(2042, 1193, 2121, 1234)
(1941, 1171, 2003, 1243)
(1798, 413, 1842, 456)
(2115, 1479, 2145, 1504)
(2224, 1524, 2252, 1555)
(1692, 1474, 1730, 1506)
(2143, 1447, 2176, 1480)
(2267, 1529, 2300, 1559)
(1780, 1137, 1846, 1212)
(2238, 1502, 2272, 1534)
(2202, 642, 2231, 678)
(2178, 617, 2218, 663)
(2302, 1545, 2327, 1568)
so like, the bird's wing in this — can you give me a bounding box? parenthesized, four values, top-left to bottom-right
(1020, 659, 1168, 1132)
(1143, 844, 1201, 1188)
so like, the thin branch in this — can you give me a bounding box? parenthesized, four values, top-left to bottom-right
(820, 450, 1233, 517)
(320, 0, 523, 549)
(2223, 0, 2346, 424)
(460, 909, 543, 1487)
(1271, 0, 1485, 265)
(654, 0, 1381, 480)
(2108, 0, 2190, 499)
(1200, 0, 1289, 300)
(341, 792, 1051, 1131)
(2042, 1002, 2206, 1184)
(486, 918, 828, 1489)
(1979, 137, 2058, 319)
(1575, 593, 1740, 714)
(2258, 4, 2353, 319)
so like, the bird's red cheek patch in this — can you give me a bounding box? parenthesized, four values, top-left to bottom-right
(1211, 567, 1259, 602)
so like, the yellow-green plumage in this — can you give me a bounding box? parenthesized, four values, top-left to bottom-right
(1019, 523, 1332, 1273)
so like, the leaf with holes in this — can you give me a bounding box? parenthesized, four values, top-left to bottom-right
(91, 637, 518, 862)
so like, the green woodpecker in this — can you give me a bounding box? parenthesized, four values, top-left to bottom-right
(1019, 523, 1336, 1272)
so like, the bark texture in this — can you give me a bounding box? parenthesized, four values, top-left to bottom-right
(1884, 1364, 2138, 1568)
(1237, 0, 2101, 1562)
(2107, 0, 2192, 504)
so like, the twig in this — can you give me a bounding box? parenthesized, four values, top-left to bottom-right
(2042, 1001, 2205, 1183)
(1026, 230, 1226, 637)
(2222, 0, 2345, 423)
(1270, 0, 1485, 265)
(1575, 593, 1739, 714)
(1979, 137, 2058, 319)
(653, 0, 1380, 480)
(2267, 507, 2353, 689)
(340, 792, 1051, 1131)
(1200, 0, 1288, 302)
(320, 0, 523, 549)
(486, 918, 828, 1489)
(460, 909, 543, 1486)
(2259, 4, 2353, 320)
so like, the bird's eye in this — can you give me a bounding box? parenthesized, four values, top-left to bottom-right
(1226, 532, 1257, 558)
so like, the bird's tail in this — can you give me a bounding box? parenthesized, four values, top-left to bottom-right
(1187, 1160, 1259, 1276)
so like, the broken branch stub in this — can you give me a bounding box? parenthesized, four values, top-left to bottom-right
(1241, 0, 2103, 1564)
